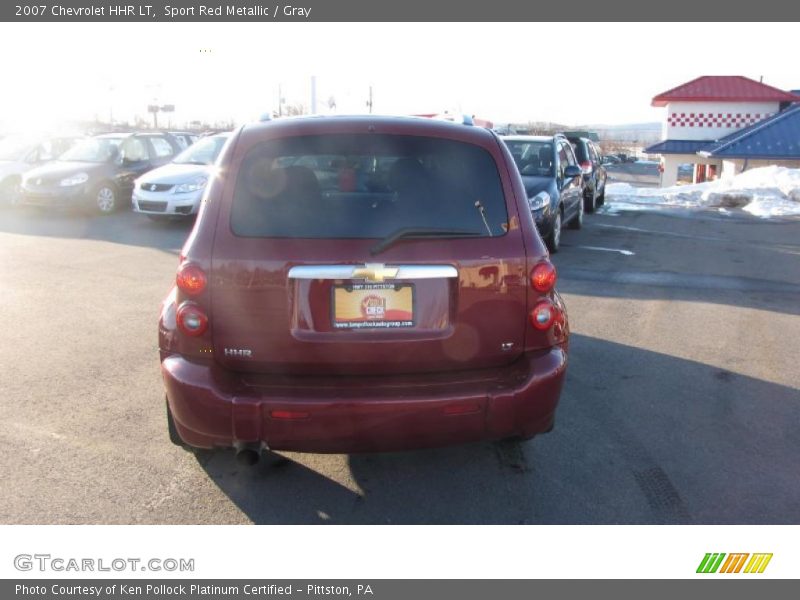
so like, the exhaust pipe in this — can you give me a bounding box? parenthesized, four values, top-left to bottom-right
(235, 441, 266, 466)
(236, 447, 260, 466)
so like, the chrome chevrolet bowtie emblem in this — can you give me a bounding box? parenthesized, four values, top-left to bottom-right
(149, 184, 157, 191)
(351, 263, 399, 282)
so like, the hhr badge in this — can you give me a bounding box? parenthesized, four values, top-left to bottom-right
(224, 348, 252, 358)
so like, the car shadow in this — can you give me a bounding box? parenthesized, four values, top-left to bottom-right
(0, 206, 193, 253)
(552, 212, 800, 317)
(555, 269, 800, 317)
(194, 334, 800, 524)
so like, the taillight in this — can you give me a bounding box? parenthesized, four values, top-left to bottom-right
(580, 160, 592, 174)
(176, 264, 207, 296)
(530, 300, 556, 330)
(176, 302, 208, 336)
(531, 261, 557, 293)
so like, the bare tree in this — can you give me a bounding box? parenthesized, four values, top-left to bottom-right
(283, 103, 308, 117)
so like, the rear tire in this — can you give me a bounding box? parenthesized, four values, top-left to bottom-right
(597, 184, 606, 207)
(584, 186, 597, 213)
(545, 209, 562, 253)
(568, 195, 583, 229)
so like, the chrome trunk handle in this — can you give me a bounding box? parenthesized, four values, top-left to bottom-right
(288, 264, 458, 282)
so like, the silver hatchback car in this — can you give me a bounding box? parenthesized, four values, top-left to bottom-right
(133, 133, 230, 220)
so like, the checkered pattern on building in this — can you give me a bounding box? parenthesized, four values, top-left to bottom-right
(668, 112, 774, 128)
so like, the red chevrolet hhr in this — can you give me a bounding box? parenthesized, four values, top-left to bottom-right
(159, 115, 569, 464)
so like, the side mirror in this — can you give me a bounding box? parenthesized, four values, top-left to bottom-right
(108, 146, 120, 163)
(564, 165, 582, 179)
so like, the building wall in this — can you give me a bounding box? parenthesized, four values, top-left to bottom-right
(661, 154, 691, 187)
(660, 154, 723, 187)
(721, 158, 800, 179)
(663, 101, 780, 140)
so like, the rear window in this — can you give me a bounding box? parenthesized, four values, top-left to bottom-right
(571, 140, 589, 162)
(230, 134, 509, 238)
(588, 142, 600, 162)
(504, 140, 554, 177)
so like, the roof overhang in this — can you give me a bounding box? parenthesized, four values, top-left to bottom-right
(644, 139, 714, 154)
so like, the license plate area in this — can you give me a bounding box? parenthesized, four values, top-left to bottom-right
(332, 283, 414, 330)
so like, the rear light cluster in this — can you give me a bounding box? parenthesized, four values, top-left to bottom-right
(530, 300, 557, 330)
(177, 302, 208, 336)
(580, 160, 593, 174)
(176, 264, 207, 296)
(175, 263, 210, 338)
(530, 261, 557, 293)
(528, 261, 562, 332)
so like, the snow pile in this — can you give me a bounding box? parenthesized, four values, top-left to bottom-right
(604, 166, 800, 218)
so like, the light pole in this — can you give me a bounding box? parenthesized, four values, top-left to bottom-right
(311, 76, 317, 114)
(147, 104, 175, 129)
(277, 84, 285, 117)
(108, 85, 114, 125)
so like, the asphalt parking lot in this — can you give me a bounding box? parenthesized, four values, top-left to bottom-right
(606, 161, 661, 187)
(1, 204, 799, 524)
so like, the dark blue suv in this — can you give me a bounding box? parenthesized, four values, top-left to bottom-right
(502, 134, 584, 252)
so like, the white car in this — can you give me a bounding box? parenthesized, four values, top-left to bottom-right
(132, 133, 230, 220)
(0, 135, 82, 205)
(168, 131, 199, 150)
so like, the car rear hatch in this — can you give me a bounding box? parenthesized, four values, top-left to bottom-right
(209, 132, 528, 376)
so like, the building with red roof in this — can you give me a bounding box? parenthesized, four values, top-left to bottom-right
(645, 76, 799, 186)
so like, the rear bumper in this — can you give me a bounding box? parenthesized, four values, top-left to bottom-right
(162, 347, 568, 453)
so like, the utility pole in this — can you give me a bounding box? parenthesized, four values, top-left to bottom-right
(148, 104, 159, 128)
(367, 85, 373, 113)
(108, 85, 114, 126)
(278, 83, 283, 117)
(147, 104, 174, 130)
(311, 76, 317, 114)
(145, 82, 163, 129)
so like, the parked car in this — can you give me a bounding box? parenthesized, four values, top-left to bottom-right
(502, 134, 585, 252)
(133, 132, 230, 221)
(20, 132, 181, 214)
(160, 116, 570, 462)
(169, 131, 199, 150)
(601, 154, 621, 165)
(566, 135, 607, 212)
(0, 135, 82, 205)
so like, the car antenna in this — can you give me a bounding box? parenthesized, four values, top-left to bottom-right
(475, 199, 493, 237)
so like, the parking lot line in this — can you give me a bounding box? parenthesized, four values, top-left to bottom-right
(574, 245, 635, 256)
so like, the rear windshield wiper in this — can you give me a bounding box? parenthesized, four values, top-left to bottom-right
(370, 227, 482, 255)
